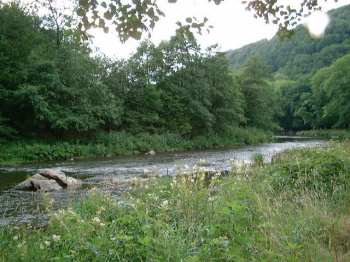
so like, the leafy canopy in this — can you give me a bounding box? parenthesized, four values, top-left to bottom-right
(10, 0, 337, 41)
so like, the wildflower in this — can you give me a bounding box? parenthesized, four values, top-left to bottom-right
(92, 217, 101, 223)
(100, 223, 106, 227)
(52, 234, 61, 242)
(208, 196, 216, 202)
(161, 200, 169, 208)
(44, 240, 50, 246)
(13, 235, 19, 241)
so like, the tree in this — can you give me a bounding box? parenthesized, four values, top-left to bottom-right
(0, 3, 42, 133)
(0, 3, 123, 137)
(311, 54, 350, 128)
(4, 0, 337, 42)
(237, 57, 278, 130)
(227, 5, 350, 79)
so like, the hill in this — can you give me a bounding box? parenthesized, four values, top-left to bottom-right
(226, 5, 350, 78)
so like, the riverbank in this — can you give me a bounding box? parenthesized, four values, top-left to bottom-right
(0, 128, 272, 166)
(1, 141, 350, 261)
(297, 129, 350, 140)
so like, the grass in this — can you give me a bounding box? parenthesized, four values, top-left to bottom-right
(0, 127, 272, 166)
(297, 129, 350, 140)
(1, 141, 350, 260)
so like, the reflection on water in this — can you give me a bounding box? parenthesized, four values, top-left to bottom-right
(0, 138, 325, 225)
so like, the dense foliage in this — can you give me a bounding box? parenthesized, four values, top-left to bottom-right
(0, 3, 271, 138)
(0, 3, 278, 164)
(227, 5, 350, 78)
(1, 2, 349, 161)
(2, 141, 350, 261)
(35, 0, 333, 42)
(228, 5, 350, 131)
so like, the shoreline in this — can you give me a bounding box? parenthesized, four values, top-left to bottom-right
(0, 128, 273, 167)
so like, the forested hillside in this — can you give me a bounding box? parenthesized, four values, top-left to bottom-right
(227, 5, 350, 79)
(227, 5, 350, 131)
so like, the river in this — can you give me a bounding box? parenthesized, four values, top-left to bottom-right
(0, 137, 325, 225)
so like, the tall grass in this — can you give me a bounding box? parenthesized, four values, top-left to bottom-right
(297, 129, 350, 140)
(0, 128, 272, 165)
(2, 141, 349, 261)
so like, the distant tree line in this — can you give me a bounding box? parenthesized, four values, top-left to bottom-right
(228, 5, 350, 131)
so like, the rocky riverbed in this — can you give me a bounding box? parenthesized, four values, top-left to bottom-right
(0, 137, 325, 225)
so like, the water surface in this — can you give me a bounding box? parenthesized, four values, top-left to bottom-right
(0, 137, 325, 225)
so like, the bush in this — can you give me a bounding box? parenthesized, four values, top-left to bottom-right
(0, 129, 272, 165)
(263, 143, 350, 194)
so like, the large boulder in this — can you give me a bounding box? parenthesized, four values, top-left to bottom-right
(15, 170, 81, 192)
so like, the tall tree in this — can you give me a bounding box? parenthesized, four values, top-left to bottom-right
(237, 57, 278, 130)
(311, 54, 350, 128)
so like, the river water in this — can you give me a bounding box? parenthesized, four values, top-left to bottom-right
(0, 137, 325, 225)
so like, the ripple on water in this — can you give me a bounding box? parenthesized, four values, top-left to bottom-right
(0, 138, 326, 225)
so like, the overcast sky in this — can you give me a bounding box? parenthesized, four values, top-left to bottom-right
(9, 0, 350, 58)
(89, 0, 350, 59)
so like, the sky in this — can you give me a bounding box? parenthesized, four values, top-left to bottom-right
(90, 0, 350, 59)
(8, 0, 350, 58)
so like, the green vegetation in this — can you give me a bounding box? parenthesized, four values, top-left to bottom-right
(1, 1, 350, 261)
(228, 5, 350, 132)
(297, 129, 350, 140)
(0, 3, 279, 165)
(227, 6, 350, 78)
(24, 0, 331, 43)
(2, 3, 349, 164)
(2, 141, 350, 261)
(0, 128, 271, 165)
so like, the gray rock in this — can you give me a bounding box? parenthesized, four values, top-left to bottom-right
(15, 170, 81, 192)
(145, 150, 156, 156)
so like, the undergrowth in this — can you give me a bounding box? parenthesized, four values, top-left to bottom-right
(0, 128, 272, 165)
(1, 141, 350, 261)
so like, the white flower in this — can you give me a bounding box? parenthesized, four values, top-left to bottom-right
(208, 196, 217, 202)
(13, 235, 19, 241)
(92, 217, 101, 223)
(52, 234, 61, 242)
(100, 223, 106, 227)
(161, 200, 169, 208)
(44, 240, 50, 246)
